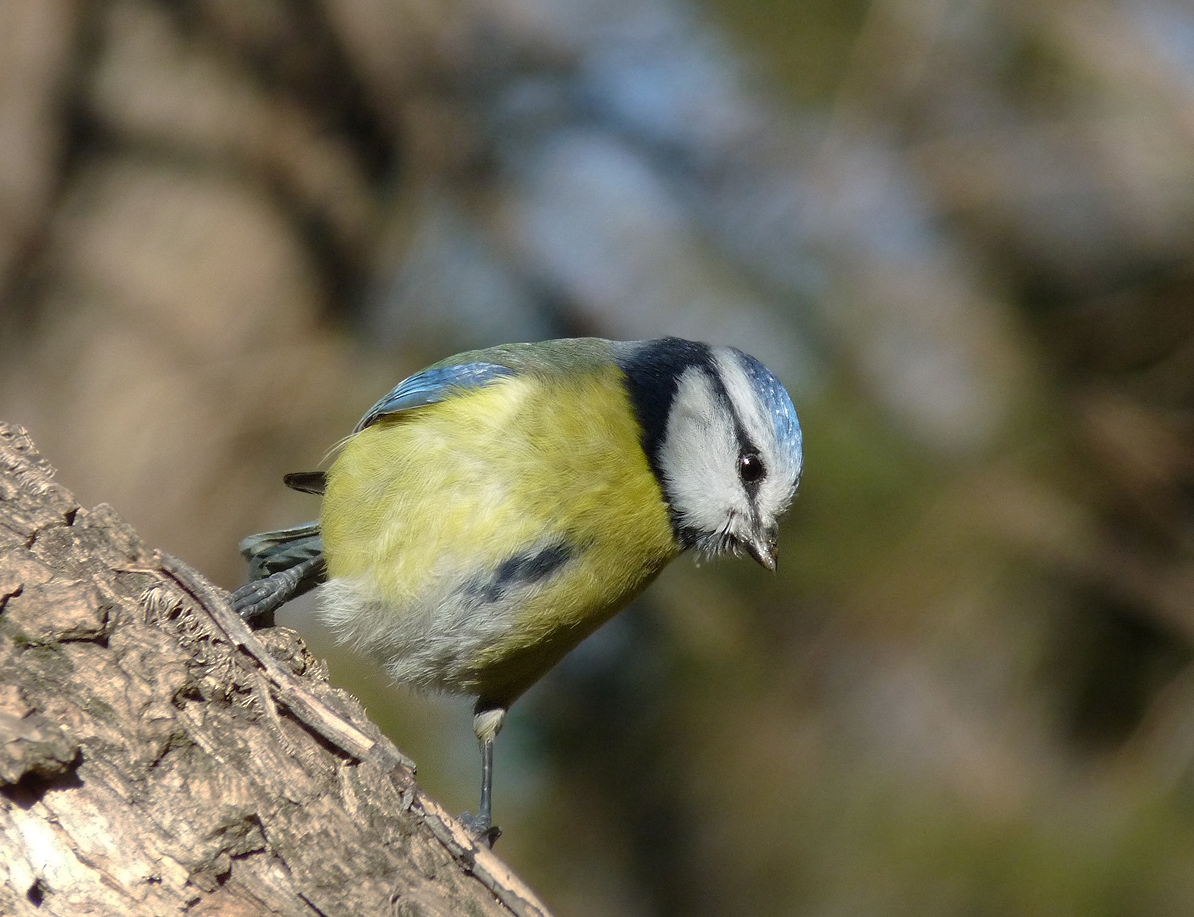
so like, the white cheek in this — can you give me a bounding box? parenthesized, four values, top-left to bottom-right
(657, 370, 748, 531)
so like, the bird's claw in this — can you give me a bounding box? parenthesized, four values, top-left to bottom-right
(458, 812, 501, 848)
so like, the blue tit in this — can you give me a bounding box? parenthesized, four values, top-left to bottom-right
(231, 336, 803, 841)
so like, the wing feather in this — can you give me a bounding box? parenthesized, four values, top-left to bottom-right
(353, 362, 516, 432)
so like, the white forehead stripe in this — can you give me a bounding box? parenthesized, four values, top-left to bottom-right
(711, 348, 802, 523)
(713, 348, 802, 481)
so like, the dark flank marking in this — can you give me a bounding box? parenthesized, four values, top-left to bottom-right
(284, 471, 327, 495)
(471, 542, 574, 604)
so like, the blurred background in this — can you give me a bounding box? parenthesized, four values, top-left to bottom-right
(3, 0, 1194, 913)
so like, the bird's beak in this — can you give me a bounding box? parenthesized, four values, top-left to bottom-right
(743, 530, 778, 572)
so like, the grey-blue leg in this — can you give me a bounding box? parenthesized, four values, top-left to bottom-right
(229, 554, 326, 628)
(460, 705, 506, 847)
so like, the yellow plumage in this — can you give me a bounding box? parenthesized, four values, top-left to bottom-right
(320, 363, 679, 706)
(232, 335, 804, 840)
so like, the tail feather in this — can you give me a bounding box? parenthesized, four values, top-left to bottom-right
(283, 472, 326, 495)
(239, 521, 323, 581)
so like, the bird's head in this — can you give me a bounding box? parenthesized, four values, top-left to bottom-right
(617, 338, 803, 570)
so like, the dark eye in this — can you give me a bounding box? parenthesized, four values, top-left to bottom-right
(738, 451, 765, 484)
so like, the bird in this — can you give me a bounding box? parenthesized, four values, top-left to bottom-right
(230, 336, 803, 843)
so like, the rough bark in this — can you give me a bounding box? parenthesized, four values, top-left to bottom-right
(0, 422, 552, 917)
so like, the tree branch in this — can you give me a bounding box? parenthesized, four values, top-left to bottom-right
(0, 422, 552, 917)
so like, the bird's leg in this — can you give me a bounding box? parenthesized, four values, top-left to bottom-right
(477, 734, 495, 829)
(459, 704, 506, 847)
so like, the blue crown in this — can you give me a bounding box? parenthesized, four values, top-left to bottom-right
(738, 352, 803, 475)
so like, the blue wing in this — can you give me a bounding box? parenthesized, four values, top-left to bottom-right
(353, 362, 516, 432)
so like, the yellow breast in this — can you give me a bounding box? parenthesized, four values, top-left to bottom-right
(319, 364, 680, 703)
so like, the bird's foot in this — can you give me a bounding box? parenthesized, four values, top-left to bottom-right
(228, 580, 279, 628)
(458, 812, 501, 848)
